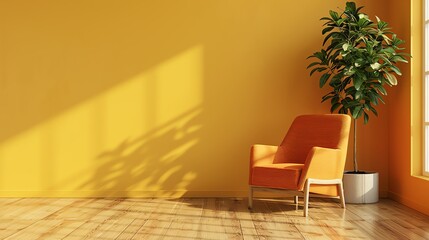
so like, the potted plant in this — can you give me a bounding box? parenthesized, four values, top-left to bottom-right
(307, 2, 409, 203)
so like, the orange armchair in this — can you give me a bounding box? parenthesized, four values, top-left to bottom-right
(248, 114, 351, 216)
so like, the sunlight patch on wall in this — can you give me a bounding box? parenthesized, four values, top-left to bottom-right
(0, 45, 204, 195)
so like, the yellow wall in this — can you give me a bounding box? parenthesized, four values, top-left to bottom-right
(0, 0, 390, 197)
(387, 0, 429, 216)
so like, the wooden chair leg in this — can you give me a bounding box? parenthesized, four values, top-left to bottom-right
(303, 180, 310, 217)
(338, 181, 346, 209)
(248, 186, 253, 209)
(294, 196, 298, 204)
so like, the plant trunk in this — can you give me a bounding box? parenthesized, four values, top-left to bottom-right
(353, 118, 358, 172)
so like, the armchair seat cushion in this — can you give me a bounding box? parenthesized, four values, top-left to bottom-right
(250, 163, 304, 189)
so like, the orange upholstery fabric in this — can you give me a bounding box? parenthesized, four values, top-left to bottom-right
(274, 115, 350, 164)
(249, 144, 278, 168)
(251, 163, 304, 189)
(249, 114, 351, 196)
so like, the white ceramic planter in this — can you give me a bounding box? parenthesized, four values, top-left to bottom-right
(343, 171, 379, 203)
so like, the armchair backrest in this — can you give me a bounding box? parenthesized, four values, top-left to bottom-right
(274, 114, 351, 164)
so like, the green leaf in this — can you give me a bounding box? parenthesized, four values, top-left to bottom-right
(307, 62, 320, 69)
(345, 2, 357, 13)
(323, 31, 337, 46)
(368, 92, 378, 105)
(320, 73, 331, 88)
(392, 34, 406, 46)
(321, 94, 334, 102)
(352, 106, 362, 119)
(329, 10, 339, 21)
(363, 103, 370, 110)
(389, 65, 402, 75)
(364, 112, 369, 124)
(384, 72, 398, 85)
(381, 47, 395, 54)
(372, 89, 386, 104)
(336, 18, 346, 26)
(344, 67, 356, 76)
(357, 18, 370, 28)
(353, 77, 364, 90)
(357, 107, 364, 118)
(331, 96, 339, 105)
(355, 91, 362, 99)
(320, 17, 333, 21)
(379, 55, 392, 65)
(378, 20, 389, 30)
(322, 26, 334, 35)
(344, 86, 355, 95)
(330, 102, 341, 113)
(374, 83, 387, 95)
(391, 55, 409, 63)
(310, 67, 327, 76)
(342, 98, 359, 108)
(313, 51, 324, 60)
(306, 55, 316, 60)
(376, 16, 381, 22)
(339, 107, 348, 114)
(369, 105, 378, 116)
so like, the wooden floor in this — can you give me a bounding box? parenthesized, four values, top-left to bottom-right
(1, 198, 429, 239)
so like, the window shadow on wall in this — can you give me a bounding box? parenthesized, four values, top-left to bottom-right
(0, 1, 341, 195)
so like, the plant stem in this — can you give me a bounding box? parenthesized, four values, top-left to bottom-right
(353, 118, 358, 172)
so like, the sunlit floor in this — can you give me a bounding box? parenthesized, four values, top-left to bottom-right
(1, 197, 428, 239)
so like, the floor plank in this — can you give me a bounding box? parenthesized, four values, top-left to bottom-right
(0, 198, 428, 239)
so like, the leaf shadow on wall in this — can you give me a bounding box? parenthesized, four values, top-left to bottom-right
(0, 1, 213, 190)
(0, 0, 330, 194)
(78, 107, 203, 197)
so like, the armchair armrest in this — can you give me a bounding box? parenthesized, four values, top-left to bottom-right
(250, 144, 278, 167)
(298, 146, 344, 190)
